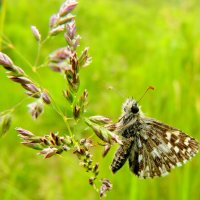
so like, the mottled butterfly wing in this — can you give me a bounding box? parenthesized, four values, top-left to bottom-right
(129, 118, 199, 178)
(111, 138, 134, 173)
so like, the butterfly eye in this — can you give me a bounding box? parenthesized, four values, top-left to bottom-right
(131, 105, 139, 114)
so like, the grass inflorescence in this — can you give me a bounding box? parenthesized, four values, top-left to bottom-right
(0, 0, 124, 198)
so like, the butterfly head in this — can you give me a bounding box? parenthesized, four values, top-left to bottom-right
(122, 98, 140, 116)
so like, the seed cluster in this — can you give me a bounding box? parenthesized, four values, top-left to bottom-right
(0, 1, 115, 198)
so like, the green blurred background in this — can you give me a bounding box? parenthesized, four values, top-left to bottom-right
(0, 0, 200, 199)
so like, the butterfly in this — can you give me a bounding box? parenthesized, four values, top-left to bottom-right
(111, 98, 199, 178)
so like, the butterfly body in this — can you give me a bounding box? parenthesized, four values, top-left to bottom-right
(111, 98, 199, 178)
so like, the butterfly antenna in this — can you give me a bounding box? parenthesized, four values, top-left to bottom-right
(107, 85, 125, 98)
(137, 86, 155, 103)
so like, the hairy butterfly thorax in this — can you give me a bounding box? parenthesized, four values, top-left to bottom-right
(111, 98, 199, 178)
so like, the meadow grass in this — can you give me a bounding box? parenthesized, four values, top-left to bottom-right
(0, 0, 200, 199)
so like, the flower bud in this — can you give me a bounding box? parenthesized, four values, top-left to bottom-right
(102, 144, 111, 157)
(38, 147, 58, 158)
(59, 1, 78, 17)
(89, 115, 112, 125)
(89, 177, 96, 185)
(64, 89, 74, 103)
(49, 14, 59, 28)
(0, 52, 14, 69)
(8, 76, 32, 84)
(78, 48, 92, 68)
(49, 25, 65, 36)
(41, 92, 51, 104)
(57, 14, 75, 26)
(73, 105, 80, 119)
(25, 91, 41, 98)
(21, 84, 40, 93)
(100, 179, 112, 198)
(31, 25, 41, 42)
(85, 118, 122, 144)
(16, 127, 34, 137)
(66, 21, 76, 39)
(28, 101, 44, 119)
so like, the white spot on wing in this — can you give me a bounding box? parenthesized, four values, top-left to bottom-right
(169, 163, 175, 169)
(138, 154, 143, 163)
(145, 166, 149, 172)
(137, 138, 142, 148)
(140, 131, 148, 140)
(167, 142, 172, 149)
(187, 148, 192, 153)
(174, 146, 179, 153)
(166, 131, 171, 140)
(158, 143, 170, 153)
(173, 131, 180, 136)
(159, 164, 169, 176)
(152, 135, 156, 140)
(140, 170, 144, 177)
(151, 148, 161, 158)
(184, 137, 190, 146)
(175, 139, 180, 144)
(162, 172, 169, 177)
